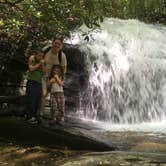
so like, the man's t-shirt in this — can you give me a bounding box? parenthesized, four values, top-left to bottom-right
(45, 49, 67, 76)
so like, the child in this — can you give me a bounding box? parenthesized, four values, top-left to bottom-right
(25, 50, 45, 124)
(48, 64, 65, 125)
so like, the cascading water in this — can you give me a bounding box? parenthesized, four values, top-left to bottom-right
(72, 18, 166, 125)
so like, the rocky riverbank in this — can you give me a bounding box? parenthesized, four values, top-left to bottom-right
(1, 116, 166, 165)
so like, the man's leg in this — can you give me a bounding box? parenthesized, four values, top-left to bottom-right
(40, 76, 48, 115)
(49, 94, 57, 125)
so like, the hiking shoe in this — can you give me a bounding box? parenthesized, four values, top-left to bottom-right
(49, 119, 56, 126)
(29, 120, 38, 124)
(28, 117, 38, 124)
(24, 114, 30, 120)
(28, 117, 36, 122)
(40, 112, 44, 117)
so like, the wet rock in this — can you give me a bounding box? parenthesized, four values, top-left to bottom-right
(132, 142, 166, 153)
(0, 117, 114, 151)
(60, 151, 166, 166)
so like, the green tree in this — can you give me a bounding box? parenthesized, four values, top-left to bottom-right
(0, 0, 166, 95)
(0, 0, 113, 94)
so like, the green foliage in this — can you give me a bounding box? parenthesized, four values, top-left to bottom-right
(0, 0, 111, 93)
(1, 0, 165, 41)
(0, 0, 166, 94)
(0, 0, 110, 39)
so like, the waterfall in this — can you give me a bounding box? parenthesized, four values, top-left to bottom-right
(72, 18, 166, 124)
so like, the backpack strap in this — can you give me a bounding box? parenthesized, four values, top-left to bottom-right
(43, 46, 51, 57)
(58, 49, 62, 65)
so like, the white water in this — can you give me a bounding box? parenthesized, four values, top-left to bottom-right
(78, 117, 166, 134)
(69, 18, 166, 132)
(100, 120, 166, 134)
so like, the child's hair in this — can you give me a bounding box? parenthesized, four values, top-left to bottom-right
(28, 50, 38, 57)
(29, 50, 44, 57)
(36, 50, 44, 57)
(49, 65, 64, 80)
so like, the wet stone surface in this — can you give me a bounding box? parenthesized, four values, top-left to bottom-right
(60, 151, 166, 166)
(0, 140, 84, 166)
(60, 123, 166, 165)
(104, 131, 166, 153)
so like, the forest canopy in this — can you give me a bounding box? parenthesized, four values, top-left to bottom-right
(1, 0, 166, 40)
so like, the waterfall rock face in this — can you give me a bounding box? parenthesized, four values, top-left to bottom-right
(63, 44, 88, 112)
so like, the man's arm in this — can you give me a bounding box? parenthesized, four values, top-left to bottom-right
(62, 52, 67, 74)
(62, 65, 67, 75)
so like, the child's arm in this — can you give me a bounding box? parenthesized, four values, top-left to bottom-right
(48, 75, 64, 86)
(48, 78, 55, 86)
(28, 55, 41, 71)
(54, 75, 64, 86)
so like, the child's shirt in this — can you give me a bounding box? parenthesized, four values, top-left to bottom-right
(27, 58, 43, 83)
(51, 82, 63, 93)
(50, 75, 63, 93)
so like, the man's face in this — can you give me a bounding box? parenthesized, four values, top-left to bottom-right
(52, 39, 62, 52)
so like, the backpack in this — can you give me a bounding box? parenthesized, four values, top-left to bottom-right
(43, 46, 62, 65)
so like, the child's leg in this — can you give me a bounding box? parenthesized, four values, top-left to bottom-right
(56, 93, 65, 122)
(26, 81, 39, 118)
(32, 82, 42, 119)
(36, 83, 42, 119)
(50, 94, 58, 121)
(25, 80, 33, 118)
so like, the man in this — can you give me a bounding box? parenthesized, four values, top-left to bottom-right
(45, 37, 67, 77)
(41, 37, 67, 114)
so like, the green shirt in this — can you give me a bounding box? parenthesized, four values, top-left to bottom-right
(27, 60, 42, 83)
